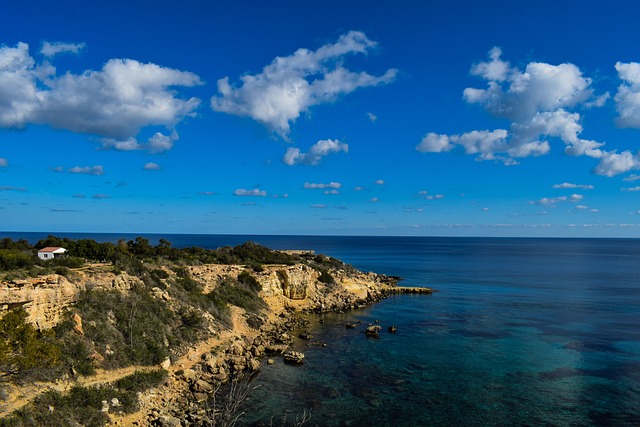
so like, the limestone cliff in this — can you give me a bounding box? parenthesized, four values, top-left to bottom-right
(0, 270, 142, 330)
(0, 261, 398, 330)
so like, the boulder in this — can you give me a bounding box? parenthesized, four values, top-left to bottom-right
(365, 325, 381, 336)
(283, 350, 305, 364)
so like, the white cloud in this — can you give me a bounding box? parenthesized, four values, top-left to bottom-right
(622, 186, 640, 192)
(0, 43, 39, 128)
(304, 182, 341, 189)
(40, 41, 85, 57)
(323, 189, 340, 195)
(419, 48, 620, 170)
(575, 205, 589, 209)
(143, 162, 161, 171)
(374, 179, 385, 185)
(0, 42, 202, 151)
(0, 158, 7, 167)
(197, 191, 217, 196)
(283, 139, 348, 165)
(92, 193, 111, 199)
(552, 182, 594, 189)
(100, 131, 179, 153)
(623, 174, 640, 182)
(366, 112, 377, 122)
(234, 188, 267, 197)
(418, 190, 444, 200)
(593, 150, 640, 177)
(369, 197, 379, 202)
(310, 204, 326, 209)
(416, 133, 453, 153)
(68, 165, 104, 175)
(531, 194, 582, 206)
(211, 31, 397, 138)
(354, 186, 364, 191)
(614, 62, 640, 128)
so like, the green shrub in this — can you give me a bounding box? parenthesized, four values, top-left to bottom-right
(114, 369, 167, 393)
(0, 307, 61, 382)
(53, 266, 70, 276)
(238, 271, 262, 292)
(318, 270, 335, 285)
(209, 277, 266, 315)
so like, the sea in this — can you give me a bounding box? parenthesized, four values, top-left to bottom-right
(4, 233, 640, 426)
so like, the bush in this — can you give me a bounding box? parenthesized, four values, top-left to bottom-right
(238, 271, 262, 292)
(72, 289, 177, 368)
(317, 270, 335, 285)
(0, 307, 61, 382)
(208, 277, 266, 315)
(0, 249, 35, 271)
(114, 369, 167, 393)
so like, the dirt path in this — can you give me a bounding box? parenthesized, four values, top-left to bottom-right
(0, 308, 252, 422)
(0, 366, 144, 417)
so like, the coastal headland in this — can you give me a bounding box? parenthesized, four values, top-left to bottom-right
(0, 237, 432, 425)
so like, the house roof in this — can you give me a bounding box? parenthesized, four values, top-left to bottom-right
(38, 247, 66, 253)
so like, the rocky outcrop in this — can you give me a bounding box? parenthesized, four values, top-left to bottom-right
(0, 269, 142, 330)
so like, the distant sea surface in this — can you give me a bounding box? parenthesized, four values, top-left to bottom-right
(5, 232, 640, 425)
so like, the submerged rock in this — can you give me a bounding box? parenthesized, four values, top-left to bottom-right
(283, 350, 305, 364)
(365, 325, 381, 336)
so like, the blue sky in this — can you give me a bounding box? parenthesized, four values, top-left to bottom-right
(2, 0, 640, 237)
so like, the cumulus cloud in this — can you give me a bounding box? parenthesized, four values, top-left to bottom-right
(234, 188, 267, 197)
(211, 31, 397, 138)
(374, 179, 385, 185)
(143, 162, 161, 171)
(418, 48, 634, 172)
(283, 139, 348, 165)
(68, 165, 104, 175)
(40, 41, 85, 57)
(614, 62, 640, 128)
(304, 182, 341, 189)
(0, 42, 202, 151)
(593, 150, 640, 177)
(366, 112, 377, 122)
(552, 182, 594, 189)
(622, 186, 640, 192)
(323, 189, 340, 195)
(0, 158, 7, 167)
(369, 197, 379, 202)
(416, 133, 453, 153)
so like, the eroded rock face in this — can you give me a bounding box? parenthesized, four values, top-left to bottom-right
(1, 258, 396, 330)
(0, 271, 142, 330)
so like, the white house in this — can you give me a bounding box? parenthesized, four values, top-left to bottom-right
(37, 247, 67, 260)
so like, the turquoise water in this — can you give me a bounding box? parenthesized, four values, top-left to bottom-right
(237, 237, 640, 426)
(5, 233, 640, 425)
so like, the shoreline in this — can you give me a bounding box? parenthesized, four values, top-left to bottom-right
(112, 283, 434, 426)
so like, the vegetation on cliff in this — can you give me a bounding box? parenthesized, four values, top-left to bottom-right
(0, 235, 370, 424)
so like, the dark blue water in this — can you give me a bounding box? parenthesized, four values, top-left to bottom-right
(4, 233, 640, 425)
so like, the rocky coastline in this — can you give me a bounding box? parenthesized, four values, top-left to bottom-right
(0, 248, 433, 426)
(134, 279, 420, 427)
